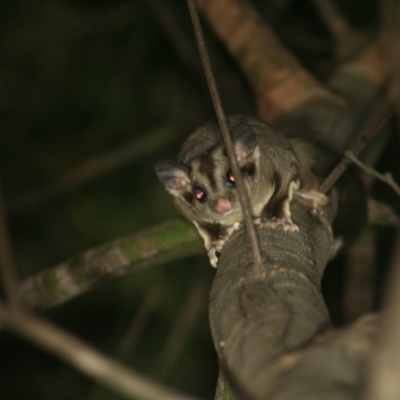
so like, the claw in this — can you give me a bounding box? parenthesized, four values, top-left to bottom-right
(258, 217, 299, 232)
(208, 246, 220, 268)
(207, 222, 242, 267)
(253, 217, 262, 225)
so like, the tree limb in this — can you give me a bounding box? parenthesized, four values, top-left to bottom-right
(195, 0, 335, 122)
(17, 219, 203, 310)
(0, 173, 19, 304)
(0, 301, 198, 400)
(209, 198, 377, 399)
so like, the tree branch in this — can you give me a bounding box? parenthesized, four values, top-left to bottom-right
(18, 220, 202, 310)
(195, 0, 335, 122)
(320, 98, 396, 193)
(366, 229, 400, 400)
(0, 301, 198, 400)
(0, 173, 19, 304)
(345, 151, 400, 197)
(10, 127, 176, 214)
(210, 198, 377, 399)
(311, 0, 370, 61)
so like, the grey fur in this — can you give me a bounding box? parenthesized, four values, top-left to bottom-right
(155, 115, 317, 265)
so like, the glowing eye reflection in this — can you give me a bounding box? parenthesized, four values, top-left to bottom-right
(227, 171, 235, 185)
(194, 187, 206, 201)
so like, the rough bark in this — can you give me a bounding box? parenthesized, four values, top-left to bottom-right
(17, 220, 202, 310)
(196, 0, 334, 122)
(195, 2, 392, 398)
(209, 197, 377, 400)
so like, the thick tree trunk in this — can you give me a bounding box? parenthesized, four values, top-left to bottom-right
(209, 197, 378, 399)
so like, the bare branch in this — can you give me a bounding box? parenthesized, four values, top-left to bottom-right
(0, 301, 198, 400)
(117, 282, 163, 355)
(366, 228, 400, 400)
(381, 0, 400, 121)
(195, 0, 335, 122)
(10, 127, 175, 214)
(209, 198, 378, 399)
(18, 220, 203, 310)
(0, 174, 19, 304)
(345, 151, 400, 198)
(311, 0, 352, 40)
(344, 228, 376, 322)
(368, 198, 399, 226)
(311, 0, 369, 61)
(154, 276, 207, 378)
(320, 98, 396, 193)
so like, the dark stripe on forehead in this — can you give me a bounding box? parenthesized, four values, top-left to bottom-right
(199, 153, 216, 189)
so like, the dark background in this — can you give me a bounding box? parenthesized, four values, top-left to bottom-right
(0, 1, 394, 399)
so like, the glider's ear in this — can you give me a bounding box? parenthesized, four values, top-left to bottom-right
(231, 123, 257, 165)
(154, 160, 191, 193)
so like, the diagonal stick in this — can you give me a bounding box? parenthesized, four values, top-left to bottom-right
(0, 173, 19, 304)
(186, 0, 263, 270)
(320, 98, 397, 193)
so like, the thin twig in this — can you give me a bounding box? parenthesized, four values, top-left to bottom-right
(154, 277, 206, 378)
(311, 0, 350, 37)
(343, 228, 375, 322)
(381, 0, 400, 124)
(186, 0, 263, 270)
(345, 151, 400, 197)
(366, 228, 400, 400)
(0, 175, 19, 304)
(195, 0, 333, 123)
(117, 282, 162, 355)
(320, 98, 397, 193)
(310, 0, 367, 60)
(368, 198, 399, 226)
(0, 301, 197, 400)
(147, 0, 202, 74)
(10, 127, 174, 214)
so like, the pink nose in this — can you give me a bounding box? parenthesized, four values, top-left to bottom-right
(215, 199, 232, 214)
